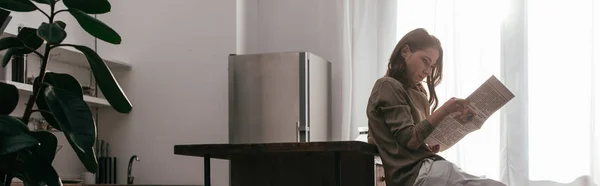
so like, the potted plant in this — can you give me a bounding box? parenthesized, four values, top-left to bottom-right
(0, 0, 132, 186)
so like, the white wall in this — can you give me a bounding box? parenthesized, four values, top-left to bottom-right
(95, 0, 236, 185)
(238, 0, 346, 140)
(93, 0, 345, 185)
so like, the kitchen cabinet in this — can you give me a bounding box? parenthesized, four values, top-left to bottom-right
(10, 183, 81, 186)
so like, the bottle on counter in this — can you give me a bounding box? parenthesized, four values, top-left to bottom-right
(355, 127, 369, 142)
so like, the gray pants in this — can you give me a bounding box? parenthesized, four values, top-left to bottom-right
(414, 158, 507, 186)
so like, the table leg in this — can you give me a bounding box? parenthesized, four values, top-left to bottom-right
(204, 155, 211, 186)
(334, 152, 340, 186)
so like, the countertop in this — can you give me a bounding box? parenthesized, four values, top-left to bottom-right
(83, 185, 203, 186)
(174, 141, 379, 159)
(11, 183, 202, 186)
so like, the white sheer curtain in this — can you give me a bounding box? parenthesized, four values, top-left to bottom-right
(396, 0, 505, 181)
(341, 0, 397, 140)
(345, 0, 599, 185)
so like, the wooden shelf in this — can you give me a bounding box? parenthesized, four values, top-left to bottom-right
(0, 32, 131, 71)
(2, 80, 110, 108)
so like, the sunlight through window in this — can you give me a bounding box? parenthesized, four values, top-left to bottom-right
(528, 0, 596, 183)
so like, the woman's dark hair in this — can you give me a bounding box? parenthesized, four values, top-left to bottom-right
(386, 28, 444, 111)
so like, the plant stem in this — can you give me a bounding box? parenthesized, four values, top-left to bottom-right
(24, 47, 43, 58)
(54, 9, 68, 15)
(20, 3, 56, 124)
(35, 5, 50, 19)
(3, 174, 12, 186)
(20, 46, 51, 124)
(57, 43, 76, 48)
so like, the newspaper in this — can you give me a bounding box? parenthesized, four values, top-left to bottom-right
(424, 75, 515, 152)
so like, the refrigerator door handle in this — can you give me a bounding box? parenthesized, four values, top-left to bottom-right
(298, 126, 310, 132)
(297, 121, 310, 142)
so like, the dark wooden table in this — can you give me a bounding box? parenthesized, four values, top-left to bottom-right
(174, 141, 379, 186)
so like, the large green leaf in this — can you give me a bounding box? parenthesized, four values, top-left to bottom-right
(37, 22, 67, 45)
(29, 131, 57, 163)
(37, 72, 83, 97)
(25, 156, 63, 186)
(9, 152, 28, 183)
(69, 9, 121, 44)
(63, 0, 110, 14)
(14, 150, 63, 186)
(34, 72, 84, 131)
(1, 28, 36, 66)
(33, 87, 60, 131)
(0, 134, 37, 155)
(43, 85, 97, 173)
(0, 153, 18, 174)
(0, 82, 19, 115)
(0, 115, 29, 135)
(0, 37, 25, 51)
(71, 45, 132, 113)
(2, 48, 15, 67)
(55, 21, 66, 29)
(0, 0, 37, 12)
(15, 27, 43, 54)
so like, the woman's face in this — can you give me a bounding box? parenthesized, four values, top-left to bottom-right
(402, 46, 439, 84)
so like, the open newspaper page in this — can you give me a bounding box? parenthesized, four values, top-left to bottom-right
(424, 75, 515, 152)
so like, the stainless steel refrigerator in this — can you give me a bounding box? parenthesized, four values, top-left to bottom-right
(228, 52, 331, 144)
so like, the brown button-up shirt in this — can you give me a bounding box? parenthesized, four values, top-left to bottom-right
(367, 77, 444, 186)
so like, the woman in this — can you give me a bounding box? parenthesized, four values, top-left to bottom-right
(366, 28, 506, 186)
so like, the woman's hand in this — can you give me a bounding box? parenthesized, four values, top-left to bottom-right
(427, 144, 440, 153)
(438, 97, 472, 116)
(427, 97, 475, 126)
(455, 105, 476, 124)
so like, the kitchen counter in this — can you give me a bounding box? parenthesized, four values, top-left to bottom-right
(83, 185, 203, 186)
(11, 183, 81, 186)
(174, 141, 379, 186)
(174, 140, 379, 159)
(12, 182, 202, 186)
